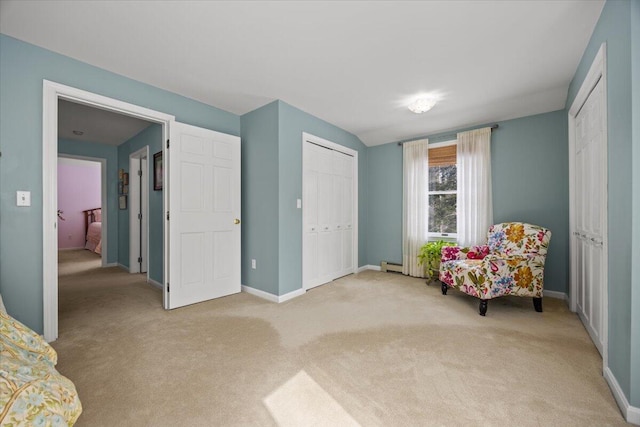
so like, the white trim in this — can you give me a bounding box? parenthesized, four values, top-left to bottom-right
(147, 278, 163, 290)
(43, 80, 174, 342)
(543, 290, 568, 302)
(567, 43, 609, 369)
(301, 132, 359, 291)
(241, 285, 306, 303)
(427, 139, 457, 149)
(357, 265, 381, 273)
(129, 146, 150, 278)
(117, 263, 130, 272)
(57, 247, 87, 251)
(604, 367, 640, 424)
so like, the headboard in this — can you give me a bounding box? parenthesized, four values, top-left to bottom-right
(82, 208, 101, 240)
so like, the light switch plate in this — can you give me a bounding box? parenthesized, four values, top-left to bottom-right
(297, 199, 302, 209)
(17, 191, 31, 207)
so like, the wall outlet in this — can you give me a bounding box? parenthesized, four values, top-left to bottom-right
(251, 259, 256, 269)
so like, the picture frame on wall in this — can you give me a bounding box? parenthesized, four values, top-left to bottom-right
(154, 151, 163, 191)
(119, 195, 127, 210)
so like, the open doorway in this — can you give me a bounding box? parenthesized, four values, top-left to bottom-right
(55, 97, 159, 336)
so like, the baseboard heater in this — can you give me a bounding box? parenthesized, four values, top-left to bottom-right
(380, 261, 403, 273)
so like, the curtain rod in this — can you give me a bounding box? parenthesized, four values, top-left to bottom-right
(397, 124, 499, 146)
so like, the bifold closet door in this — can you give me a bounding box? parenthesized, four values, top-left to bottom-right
(303, 142, 354, 290)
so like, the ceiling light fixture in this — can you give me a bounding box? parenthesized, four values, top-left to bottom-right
(408, 98, 437, 114)
(72, 130, 84, 136)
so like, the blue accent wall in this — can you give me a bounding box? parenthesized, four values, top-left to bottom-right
(58, 139, 119, 264)
(566, 0, 635, 406)
(0, 34, 239, 333)
(117, 124, 164, 284)
(366, 110, 569, 293)
(240, 101, 280, 295)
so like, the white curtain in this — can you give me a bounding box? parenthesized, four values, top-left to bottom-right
(457, 127, 493, 246)
(402, 139, 429, 277)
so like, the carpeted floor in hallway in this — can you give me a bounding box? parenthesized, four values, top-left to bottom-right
(53, 249, 628, 426)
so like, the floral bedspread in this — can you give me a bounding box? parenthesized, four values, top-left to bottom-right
(0, 311, 81, 426)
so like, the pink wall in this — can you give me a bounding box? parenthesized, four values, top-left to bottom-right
(57, 158, 101, 249)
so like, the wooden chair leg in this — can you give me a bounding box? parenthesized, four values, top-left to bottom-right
(479, 300, 488, 316)
(441, 282, 448, 295)
(533, 297, 543, 312)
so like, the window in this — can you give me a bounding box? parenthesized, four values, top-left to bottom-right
(428, 140, 457, 239)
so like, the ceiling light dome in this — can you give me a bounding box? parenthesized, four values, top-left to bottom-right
(408, 98, 436, 114)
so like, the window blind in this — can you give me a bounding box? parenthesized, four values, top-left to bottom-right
(428, 144, 456, 167)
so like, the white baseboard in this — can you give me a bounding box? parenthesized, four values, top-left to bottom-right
(104, 262, 118, 268)
(58, 247, 85, 251)
(604, 367, 640, 425)
(543, 290, 568, 302)
(241, 285, 306, 303)
(357, 265, 381, 273)
(117, 263, 130, 272)
(147, 278, 163, 290)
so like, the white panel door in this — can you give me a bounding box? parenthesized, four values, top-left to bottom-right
(168, 122, 241, 309)
(303, 141, 355, 290)
(573, 77, 606, 355)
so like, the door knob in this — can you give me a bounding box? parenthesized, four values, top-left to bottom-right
(234, 218, 240, 224)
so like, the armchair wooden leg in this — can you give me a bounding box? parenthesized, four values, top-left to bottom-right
(479, 300, 488, 316)
(533, 297, 543, 312)
(441, 282, 448, 295)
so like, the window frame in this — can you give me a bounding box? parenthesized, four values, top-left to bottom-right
(427, 139, 458, 241)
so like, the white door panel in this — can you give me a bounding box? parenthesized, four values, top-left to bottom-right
(303, 140, 356, 289)
(168, 122, 241, 309)
(572, 77, 605, 356)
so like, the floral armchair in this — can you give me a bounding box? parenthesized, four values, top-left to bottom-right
(439, 222, 552, 316)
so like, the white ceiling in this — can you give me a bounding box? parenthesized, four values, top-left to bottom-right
(58, 100, 152, 146)
(0, 1, 604, 146)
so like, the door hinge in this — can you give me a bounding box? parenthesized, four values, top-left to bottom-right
(166, 211, 170, 220)
(167, 139, 170, 149)
(138, 257, 142, 263)
(138, 169, 142, 177)
(138, 213, 142, 220)
(167, 283, 170, 292)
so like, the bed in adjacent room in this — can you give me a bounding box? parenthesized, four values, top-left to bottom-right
(83, 208, 102, 255)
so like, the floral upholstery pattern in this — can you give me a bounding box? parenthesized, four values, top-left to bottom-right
(439, 223, 551, 304)
(0, 311, 82, 426)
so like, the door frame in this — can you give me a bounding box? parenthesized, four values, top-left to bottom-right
(567, 42, 608, 367)
(42, 80, 174, 342)
(57, 154, 107, 266)
(301, 132, 358, 290)
(129, 146, 149, 276)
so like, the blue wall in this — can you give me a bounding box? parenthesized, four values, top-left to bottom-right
(630, 0, 640, 410)
(240, 101, 368, 296)
(117, 124, 164, 284)
(566, 0, 635, 405)
(366, 110, 569, 293)
(367, 143, 403, 265)
(240, 102, 280, 295)
(0, 34, 240, 333)
(58, 139, 119, 264)
(278, 101, 368, 295)
(566, 0, 640, 411)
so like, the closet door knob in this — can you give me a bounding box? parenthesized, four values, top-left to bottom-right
(234, 218, 241, 225)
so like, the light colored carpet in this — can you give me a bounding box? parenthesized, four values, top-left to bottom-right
(54, 249, 628, 426)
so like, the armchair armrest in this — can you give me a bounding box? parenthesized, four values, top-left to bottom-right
(441, 245, 490, 263)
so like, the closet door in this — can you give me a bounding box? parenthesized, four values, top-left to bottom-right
(573, 77, 606, 356)
(303, 141, 356, 290)
(334, 151, 354, 278)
